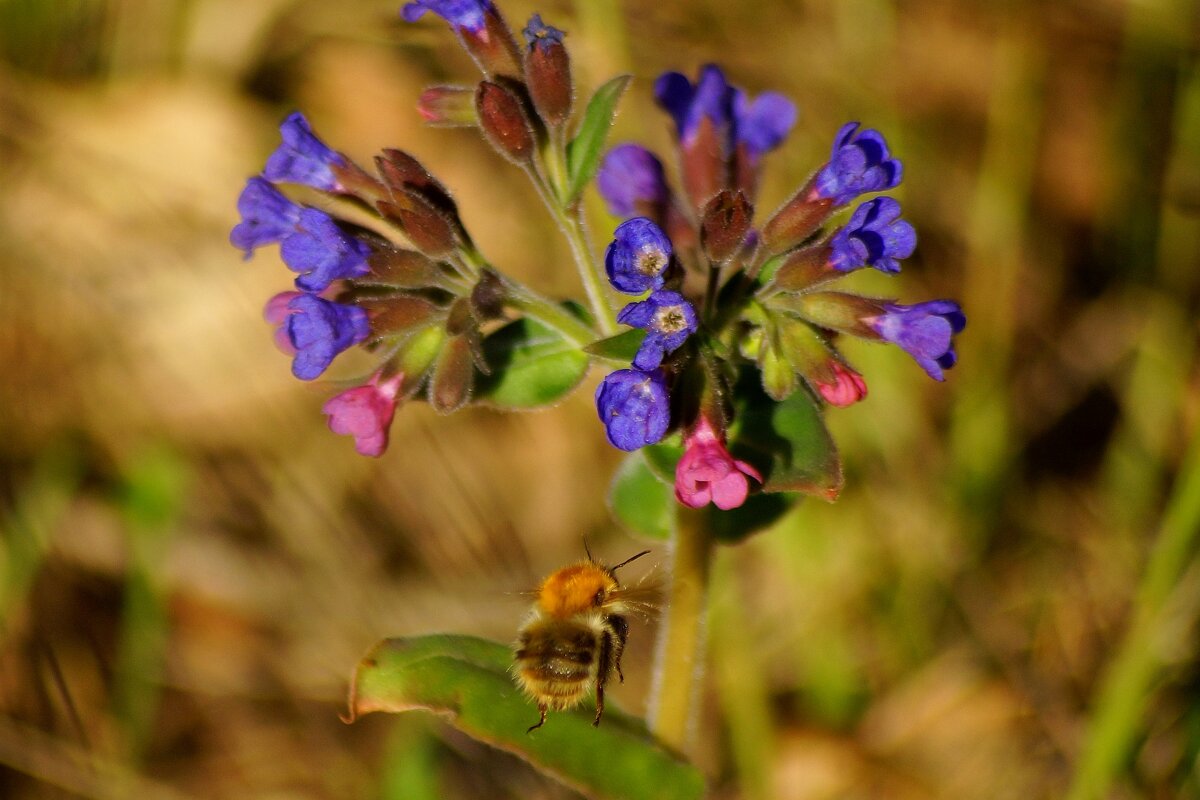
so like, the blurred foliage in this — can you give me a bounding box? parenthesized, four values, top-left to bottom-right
(0, 0, 1198, 798)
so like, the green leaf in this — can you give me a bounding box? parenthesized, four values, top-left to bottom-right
(585, 328, 647, 364)
(608, 453, 673, 541)
(565, 75, 632, 203)
(707, 492, 793, 543)
(642, 434, 684, 484)
(728, 370, 842, 499)
(477, 317, 590, 408)
(347, 635, 705, 800)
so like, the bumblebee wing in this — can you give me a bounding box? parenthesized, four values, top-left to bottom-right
(607, 581, 662, 619)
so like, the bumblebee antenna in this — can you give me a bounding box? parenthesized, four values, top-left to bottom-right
(583, 537, 597, 564)
(609, 549, 651, 576)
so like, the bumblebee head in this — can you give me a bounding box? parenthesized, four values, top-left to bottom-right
(536, 549, 650, 618)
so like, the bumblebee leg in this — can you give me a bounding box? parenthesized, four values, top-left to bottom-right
(594, 629, 616, 727)
(526, 704, 548, 734)
(606, 615, 629, 683)
(594, 681, 605, 727)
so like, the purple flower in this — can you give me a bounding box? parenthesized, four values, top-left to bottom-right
(279, 208, 372, 292)
(605, 217, 672, 294)
(401, 0, 491, 33)
(230, 177, 301, 257)
(617, 290, 698, 371)
(655, 64, 796, 155)
(868, 300, 966, 381)
(731, 88, 796, 158)
(828, 197, 916, 274)
(655, 64, 733, 146)
(813, 122, 902, 207)
(522, 12, 564, 49)
(595, 368, 671, 451)
(263, 112, 344, 192)
(285, 294, 370, 380)
(596, 144, 669, 218)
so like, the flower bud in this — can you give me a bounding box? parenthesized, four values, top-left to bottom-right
(769, 291, 886, 338)
(522, 14, 572, 127)
(363, 247, 453, 290)
(475, 80, 536, 163)
(360, 294, 443, 339)
(700, 190, 752, 264)
(417, 86, 479, 127)
(760, 176, 834, 254)
(469, 268, 507, 321)
(377, 189, 458, 258)
(430, 334, 476, 414)
(764, 245, 833, 294)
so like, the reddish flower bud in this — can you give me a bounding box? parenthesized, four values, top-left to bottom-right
(522, 14, 572, 127)
(475, 80, 536, 163)
(680, 115, 727, 212)
(760, 177, 836, 254)
(700, 190, 753, 264)
(377, 190, 458, 258)
(812, 361, 868, 407)
(417, 86, 479, 127)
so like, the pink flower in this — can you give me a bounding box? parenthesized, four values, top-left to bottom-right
(321, 371, 405, 457)
(674, 416, 763, 510)
(263, 291, 303, 355)
(814, 361, 868, 407)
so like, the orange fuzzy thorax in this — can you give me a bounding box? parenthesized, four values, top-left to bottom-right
(537, 562, 614, 618)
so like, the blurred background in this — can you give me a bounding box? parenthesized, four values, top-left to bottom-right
(1, 0, 1198, 797)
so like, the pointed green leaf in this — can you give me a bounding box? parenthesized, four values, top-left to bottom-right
(728, 370, 842, 499)
(348, 635, 705, 800)
(566, 75, 632, 203)
(585, 328, 647, 364)
(476, 317, 590, 408)
(608, 453, 673, 541)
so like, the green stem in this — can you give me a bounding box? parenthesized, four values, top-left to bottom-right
(543, 198, 618, 337)
(502, 278, 596, 348)
(648, 505, 715, 754)
(1066, 424, 1200, 800)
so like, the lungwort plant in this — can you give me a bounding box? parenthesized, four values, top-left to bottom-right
(231, 1, 964, 796)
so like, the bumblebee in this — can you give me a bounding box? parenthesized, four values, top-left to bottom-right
(513, 548, 654, 732)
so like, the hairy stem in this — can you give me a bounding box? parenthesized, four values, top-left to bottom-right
(502, 278, 597, 348)
(648, 505, 714, 754)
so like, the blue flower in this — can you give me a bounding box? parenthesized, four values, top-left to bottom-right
(828, 197, 916, 274)
(596, 144, 669, 218)
(655, 64, 796, 156)
(279, 208, 373, 292)
(731, 88, 797, 158)
(230, 177, 301, 257)
(263, 112, 345, 192)
(401, 0, 491, 33)
(595, 368, 671, 451)
(285, 294, 371, 380)
(522, 12, 564, 49)
(813, 122, 902, 207)
(869, 300, 965, 381)
(617, 290, 698, 371)
(605, 217, 672, 294)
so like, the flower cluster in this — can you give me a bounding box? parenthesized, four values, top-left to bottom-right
(231, 1, 966, 514)
(593, 65, 964, 508)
